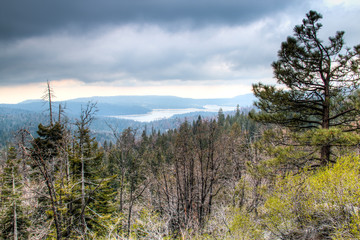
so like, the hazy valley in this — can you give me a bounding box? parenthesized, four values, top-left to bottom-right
(0, 94, 255, 147)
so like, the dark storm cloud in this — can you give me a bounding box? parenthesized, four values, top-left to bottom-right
(0, 21, 284, 86)
(1, 0, 359, 90)
(0, 0, 300, 40)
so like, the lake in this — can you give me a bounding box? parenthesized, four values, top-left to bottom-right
(110, 105, 236, 122)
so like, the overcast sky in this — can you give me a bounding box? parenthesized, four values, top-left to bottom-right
(0, 0, 359, 103)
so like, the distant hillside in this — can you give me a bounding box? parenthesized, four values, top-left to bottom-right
(0, 105, 245, 148)
(1, 101, 150, 117)
(70, 94, 255, 109)
(0, 94, 255, 147)
(1, 94, 255, 117)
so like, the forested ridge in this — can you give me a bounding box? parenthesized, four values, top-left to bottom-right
(1, 10, 360, 239)
(0, 105, 239, 149)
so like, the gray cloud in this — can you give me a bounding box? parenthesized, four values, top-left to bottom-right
(0, 0, 302, 41)
(0, 0, 359, 90)
(0, 20, 288, 86)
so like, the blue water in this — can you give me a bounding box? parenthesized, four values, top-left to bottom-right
(110, 105, 235, 122)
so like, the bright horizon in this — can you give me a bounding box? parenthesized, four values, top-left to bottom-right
(1, 0, 359, 104)
(0, 79, 254, 104)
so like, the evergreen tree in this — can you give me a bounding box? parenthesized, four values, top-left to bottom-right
(0, 147, 29, 240)
(251, 10, 360, 166)
(32, 122, 64, 160)
(217, 108, 225, 127)
(30, 123, 65, 239)
(68, 102, 116, 237)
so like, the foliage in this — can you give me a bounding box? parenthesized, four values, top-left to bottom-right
(251, 10, 360, 165)
(0, 147, 30, 239)
(32, 122, 64, 159)
(229, 208, 263, 240)
(261, 154, 360, 239)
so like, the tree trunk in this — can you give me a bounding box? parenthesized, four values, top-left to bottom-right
(81, 154, 86, 235)
(47, 80, 53, 126)
(127, 187, 134, 237)
(45, 174, 62, 240)
(321, 145, 331, 165)
(12, 167, 18, 240)
(321, 76, 331, 165)
(13, 202, 17, 240)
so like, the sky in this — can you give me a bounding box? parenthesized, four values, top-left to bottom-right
(0, 0, 359, 103)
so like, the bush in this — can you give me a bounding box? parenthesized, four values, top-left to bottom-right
(260, 155, 360, 239)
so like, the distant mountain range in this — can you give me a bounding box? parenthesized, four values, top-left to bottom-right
(0, 94, 256, 147)
(0, 94, 256, 117)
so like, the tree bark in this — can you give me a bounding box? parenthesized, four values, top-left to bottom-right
(47, 80, 53, 126)
(81, 153, 86, 235)
(12, 167, 18, 240)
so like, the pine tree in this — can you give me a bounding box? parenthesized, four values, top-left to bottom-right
(32, 122, 64, 161)
(29, 122, 65, 239)
(251, 10, 360, 166)
(68, 102, 116, 237)
(0, 147, 29, 240)
(217, 108, 225, 127)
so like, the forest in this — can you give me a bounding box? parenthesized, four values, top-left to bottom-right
(1, 10, 360, 240)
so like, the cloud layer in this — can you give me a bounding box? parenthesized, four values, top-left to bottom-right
(0, 0, 359, 100)
(0, 0, 300, 40)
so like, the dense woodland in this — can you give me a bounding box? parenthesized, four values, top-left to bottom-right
(0, 104, 243, 149)
(1, 10, 360, 239)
